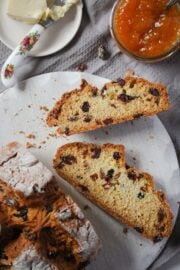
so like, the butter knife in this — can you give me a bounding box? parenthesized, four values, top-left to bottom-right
(1, 0, 78, 88)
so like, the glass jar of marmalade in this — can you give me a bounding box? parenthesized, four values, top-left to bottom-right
(110, 0, 180, 62)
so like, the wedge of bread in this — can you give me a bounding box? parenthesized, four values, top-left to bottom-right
(47, 76, 170, 136)
(54, 142, 173, 241)
(0, 142, 100, 270)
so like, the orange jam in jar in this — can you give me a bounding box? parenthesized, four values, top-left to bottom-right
(113, 0, 180, 58)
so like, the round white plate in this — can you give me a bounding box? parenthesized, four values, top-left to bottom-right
(0, 1, 83, 57)
(0, 72, 179, 270)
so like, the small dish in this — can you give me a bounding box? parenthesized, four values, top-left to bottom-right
(110, 0, 180, 63)
(0, 0, 83, 57)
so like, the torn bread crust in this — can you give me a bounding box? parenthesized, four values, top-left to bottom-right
(47, 76, 170, 136)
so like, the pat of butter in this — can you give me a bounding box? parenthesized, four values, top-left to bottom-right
(50, 0, 79, 21)
(7, 0, 48, 24)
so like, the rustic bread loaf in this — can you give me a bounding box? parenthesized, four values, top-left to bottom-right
(54, 142, 173, 241)
(0, 142, 100, 270)
(47, 76, 170, 135)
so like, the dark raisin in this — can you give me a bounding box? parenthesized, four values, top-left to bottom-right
(118, 94, 137, 103)
(47, 250, 59, 259)
(12, 227, 22, 240)
(68, 116, 79, 121)
(96, 120, 101, 125)
(153, 235, 163, 243)
(114, 172, 121, 180)
(77, 63, 88, 72)
(0, 186, 4, 192)
(81, 101, 90, 112)
(32, 184, 39, 193)
(61, 155, 76, 165)
(64, 252, 75, 262)
(64, 127, 70, 135)
(91, 147, 101, 159)
(111, 103, 117, 109)
(113, 152, 121, 160)
(116, 78, 126, 87)
(134, 227, 144, 233)
(83, 115, 92, 122)
(129, 80, 136, 88)
(128, 171, 137, 181)
(140, 186, 147, 192)
(103, 118, 113, 125)
(160, 225, 165, 232)
(46, 205, 53, 213)
(79, 185, 89, 192)
(92, 87, 98, 97)
(56, 162, 64, 169)
(137, 192, 145, 199)
(149, 88, 160, 97)
(78, 260, 90, 270)
(50, 108, 61, 120)
(123, 227, 128, 234)
(134, 113, 144, 119)
(101, 85, 107, 97)
(159, 192, 165, 200)
(80, 79, 88, 88)
(82, 149, 88, 158)
(126, 164, 130, 169)
(4, 196, 19, 208)
(41, 228, 57, 247)
(158, 208, 165, 223)
(155, 98, 160, 105)
(90, 173, 98, 181)
(83, 205, 90, 210)
(14, 207, 28, 221)
(0, 251, 8, 260)
(105, 169, 114, 181)
(76, 175, 83, 180)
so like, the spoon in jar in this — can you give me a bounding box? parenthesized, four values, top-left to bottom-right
(166, 0, 180, 9)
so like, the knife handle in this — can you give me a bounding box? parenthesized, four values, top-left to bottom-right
(1, 24, 45, 88)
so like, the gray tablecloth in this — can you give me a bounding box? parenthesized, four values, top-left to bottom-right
(0, 1, 180, 269)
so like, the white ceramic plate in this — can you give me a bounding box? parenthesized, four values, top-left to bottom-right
(0, 1, 83, 57)
(0, 72, 179, 270)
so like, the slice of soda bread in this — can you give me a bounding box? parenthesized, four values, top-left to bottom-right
(47, 76, 170, 136)
(53, 142, 173, 242)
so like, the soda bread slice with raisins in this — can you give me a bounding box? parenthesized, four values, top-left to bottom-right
(0, 142, 100, 270)
(47, 76, 170, 135)
(54, 142, 173, 241)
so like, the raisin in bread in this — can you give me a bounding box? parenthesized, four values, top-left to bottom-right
(54, 142, 173, 241)
(0, 142, 100, 270)
(47, 76, 170, 135)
